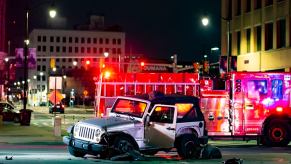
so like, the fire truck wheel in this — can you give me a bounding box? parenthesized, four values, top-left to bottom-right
(68, 146, 86, 157)
(177, 134, 201, 159)
(264, 121, 290, 147)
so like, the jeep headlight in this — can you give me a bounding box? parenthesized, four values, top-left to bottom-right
(95, 129, 101, 137)
(74, 124, 80, 135)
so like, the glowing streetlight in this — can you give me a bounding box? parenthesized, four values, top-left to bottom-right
(201, 17, 209, 26)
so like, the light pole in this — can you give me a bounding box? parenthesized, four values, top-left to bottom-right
(201, 15, 231, 73)
(23, 1, 57, 111)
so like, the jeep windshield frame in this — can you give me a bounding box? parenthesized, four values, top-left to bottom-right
(111, 98, 148, 118)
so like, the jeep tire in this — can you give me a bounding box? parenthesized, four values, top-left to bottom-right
(68, 146, 86, 157)
(176, 134, 201, 159)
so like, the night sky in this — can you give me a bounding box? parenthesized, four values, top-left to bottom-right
(7, 0, 221, 62)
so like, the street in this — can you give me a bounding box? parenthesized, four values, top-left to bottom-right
(1, 106, 291, 163)
(0, 143, 291, 163)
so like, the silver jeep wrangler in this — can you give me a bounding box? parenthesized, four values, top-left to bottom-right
(63, 95, 208, 159)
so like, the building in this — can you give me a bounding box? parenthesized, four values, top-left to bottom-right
(28, 28, 125, 106)
(221, 0, 291, 72)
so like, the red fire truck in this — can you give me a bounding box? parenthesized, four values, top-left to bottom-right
(94, 72, 291, 146)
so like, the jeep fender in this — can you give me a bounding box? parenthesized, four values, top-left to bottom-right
(174, 128, 198, 148)
(102, 131, 139, 150)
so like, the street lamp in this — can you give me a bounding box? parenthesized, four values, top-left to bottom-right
(201, 17, 209, 26)
(23, 1, 57, 111)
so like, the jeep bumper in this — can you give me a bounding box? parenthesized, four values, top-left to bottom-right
(63, 136, 106, 153)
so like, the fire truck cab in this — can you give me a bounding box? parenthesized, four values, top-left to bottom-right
(201, 72, 291, 146)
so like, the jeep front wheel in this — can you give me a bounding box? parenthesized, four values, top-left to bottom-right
(68, 146, 86, 157)
(113, 136, 137, 154)
(176, 134, 201, 159)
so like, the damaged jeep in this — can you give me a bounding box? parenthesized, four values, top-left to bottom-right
(63, 95, 208, 159)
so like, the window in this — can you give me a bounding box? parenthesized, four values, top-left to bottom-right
(112, 39, 116, 44)
(271, 79, 283, 99)
(254, 0, 262, 9)
(42, 36, 46, 42)
(42, 59, 46, 62)
(237, 31, 241, 55)
(81, 37, 85, 43)
(37, 65, 41, 71)
(42, 85, 45, 91)
(150, 106, 175, 123)
(62, 58, 66, 62)
(56, 58, 60, 62)
(117, 39, 121, 45)
(69, 58, 72, 62)
(93, 47, 97, 53)
(99, 38, 103, 44)
(112, 48, 116, 54)
(265, 22, 273, 50)
(37, 46, 41, 52)
(62, 37, 66, 43)
(56, 37, 60, 43)
(247, 80, 267, 99)
(69, 46, 72, 53)
(93, 38, 97, 44)
(37, 36, 41, 42)
(111, 99, 147, 118)
(87, 38, 91, 44)
(265, 0, 273, 6)
(50, 46, 54, 52)
(42, 46, 46, 52)
(50, 36, 54, 42)
(37, 76, 40, 81)
(105, 38, 109, 44)
(117, 48, 121, 54)
(62, 46, 66, 53)
(245, 0, 251, 12)
(236, 0, 241, 16)
(75, 47, 79, 53)
(277, 19, 286, 48)
(99, 48, 103, 53)
(56, 46, 60, 52)
(246, 28, 251, 53)
(42, 65, 46, 71)
(69, 37, 72, 43)
(81, 47, 85, 53)
(75, 37, 79, 43)
(176, 104, 198, 123)
(255, 26, 262, 51)
(87, 47, 91, 53)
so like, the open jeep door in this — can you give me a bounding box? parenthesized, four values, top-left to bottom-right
(145, 104, 177, 148)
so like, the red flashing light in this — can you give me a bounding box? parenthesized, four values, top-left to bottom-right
(276, 107, 283, 112)
(86, 60, 90, 65)
(140, 62, 145, 67)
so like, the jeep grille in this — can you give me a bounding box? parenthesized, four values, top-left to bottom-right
(75, 125, 99, 142)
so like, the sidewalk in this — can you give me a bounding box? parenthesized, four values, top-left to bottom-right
(0, 122, 63, 145)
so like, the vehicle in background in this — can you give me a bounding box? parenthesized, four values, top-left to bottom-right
(0, 101, 20, 123)
(63, 95, 208, 159)
(49, 102, 65, 114)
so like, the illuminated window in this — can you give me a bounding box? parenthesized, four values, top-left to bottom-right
(150, 106, 175, 123)
(111, 99, 147, 118)
(247, 80, 267, 99)
(271, 79, 283, 99)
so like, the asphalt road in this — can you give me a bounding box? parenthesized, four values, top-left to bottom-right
(1, 106, 290, 163)
(0, 143, 291, 163)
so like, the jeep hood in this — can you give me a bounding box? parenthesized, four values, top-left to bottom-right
(79, 116, 141, 129)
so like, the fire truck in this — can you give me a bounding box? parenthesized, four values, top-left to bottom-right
(94, 72, 291, 146)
